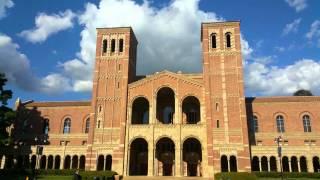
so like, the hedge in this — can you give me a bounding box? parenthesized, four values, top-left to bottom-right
(254, 172, 320, 179)
(0, 169, 117, 179)
(215, 172, 257, 180)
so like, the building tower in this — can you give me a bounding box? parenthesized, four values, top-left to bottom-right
(201, 21, 251, 173)
(86, 27, 138, 173)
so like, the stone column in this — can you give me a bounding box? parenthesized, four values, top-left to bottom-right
(197, 162, 201, 176)
(149, 103, 153, 124)
(307, 157, 313, 173)
(183, 161, 187, 176)
(259, 158, 262, 172)
(228, 156, 230, 172)
(267, 159, 270, 172)
(276, 158, 281, 172)
(158, 161, 163, 176)
(60, 157, 64, 170)
(52, 157, 55, 170)
(45, 156, 48, 169)
(0, 155, 5, 169)
(154, 157, 158, 176)
(298, 160, 301, 172)
(153, 96, 157, 124)
(174, 95, 179, 124)
(175, 148, 181, 176)
(127, 148, 131, 176)
(148, 145, 154, 176)
(289, 160, 292, 172)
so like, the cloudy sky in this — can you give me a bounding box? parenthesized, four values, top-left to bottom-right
(0, 0, 320, 104)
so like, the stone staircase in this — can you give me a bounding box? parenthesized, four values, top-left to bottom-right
(123, 176, 212, 180)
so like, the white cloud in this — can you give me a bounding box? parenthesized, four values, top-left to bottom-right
(0, 33, 73, 94)
(285, 0, 308, 12)
(0, 0, 13, 19)
(245, 58, 320, 96)
(40, 73, 72, 94)
(19, 10, 75, 43)
(306, 20, 320, 47)
(282, 18, 302, 36)
(53, 0, 222, 92)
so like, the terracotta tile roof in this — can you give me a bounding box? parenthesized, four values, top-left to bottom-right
(25, 101, 91, 107)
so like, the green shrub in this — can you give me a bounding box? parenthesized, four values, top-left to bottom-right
(0, 169, 117, 179)
(254, 172, 320, 179)
(215, 172, 257, 180)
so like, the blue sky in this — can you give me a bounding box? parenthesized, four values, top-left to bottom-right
(0, 0, 319, 106)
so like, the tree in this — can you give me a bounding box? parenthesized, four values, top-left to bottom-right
(293, 89, 313, 96)
(0, 73, 16, 146)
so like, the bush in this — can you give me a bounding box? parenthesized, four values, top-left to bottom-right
(0, 169, 117, 179)
(215, 172, 257, 180)
(254, 172, 320, 179)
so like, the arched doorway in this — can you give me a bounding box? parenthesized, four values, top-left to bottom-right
(182, 96, 200, 124)
(157, 87, 175, 124)
(132, 97, 149, 124)
(261, 156, 268, 171)
(291, 156, 298, 172)
(282, 156, 289, 172)
(221, 155, 228, 172)
(31, 155, 36, 169)
(72, 155, 78, 169)
(300, 156, 307, 172)
(79, 155, 86, 170)
(229, 156, 237, 172)
(156, 137, 175, 176)
(47, 155, 53, 169)
(313, 156, 320, 172)
(270, 156, 277, 172)
(129, 138, 148, 175)
(251, 156, 260, 171)
(97, 155, 104, 171)
(183, 138, 202, 176)
(64, 155, 71, 169)
(54, 155, 60, 169)
(40, 155, 46, 169)
(105, 155, 112, 170)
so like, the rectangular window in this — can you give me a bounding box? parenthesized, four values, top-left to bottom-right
(216, 120, 220, 128)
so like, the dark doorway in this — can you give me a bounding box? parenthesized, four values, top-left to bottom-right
(129, 138, 148, 175)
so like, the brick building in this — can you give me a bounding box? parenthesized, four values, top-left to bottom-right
(1, 21, 320, 178)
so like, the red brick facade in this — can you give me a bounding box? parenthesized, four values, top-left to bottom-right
(1, 21, 320, 177)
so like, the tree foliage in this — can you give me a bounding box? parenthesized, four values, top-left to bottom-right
(293, 89, 313, 96)
(0, 73, 16, 146)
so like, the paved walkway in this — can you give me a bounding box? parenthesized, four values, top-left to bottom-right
(123, 176, 212, 180)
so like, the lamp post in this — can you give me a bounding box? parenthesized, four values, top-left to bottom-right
(274, 136, 283, 180)
(34, 136, 46, 179)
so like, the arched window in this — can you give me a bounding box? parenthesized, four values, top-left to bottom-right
(211, 33, 217, 48)
(43, 118, 49, 135)
(302, 115, 311, 132)
(63, 118, 71, 134)
(102, 39, 107, 53)
(252, 116, 258, 133)
(119, 39, 124, 52)
(225, 32, 231, 48)
(85, 118, 90, 133)
(276, 115, 285, 133)
(111, 39, 116, 52)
